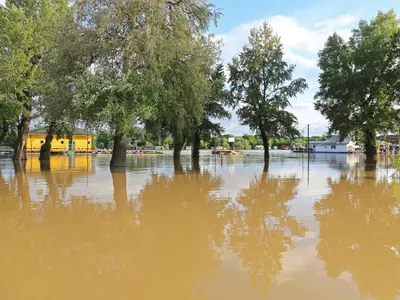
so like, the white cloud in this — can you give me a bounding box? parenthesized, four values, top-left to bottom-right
(217, 14, 355, 69)
(216, 13, 357, 135)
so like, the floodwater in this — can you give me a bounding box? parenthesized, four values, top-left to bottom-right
(0, 151, 399, 300)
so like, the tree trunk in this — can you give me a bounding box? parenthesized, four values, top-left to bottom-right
(111, 168, 128, 211)
(174, 157, 184, 174)
(13, 115, 30, 161)
(365, 156, 377, 173)
(364, 129, 377, 161)
(191, 130, 201, 158)
(0, 122, 8, 146)
(263, 161, 269, 173)
(173, 139, 185, 160)
(39, 132, 53, 162)
(260, 129, 270, 167)
(192, 157, 200, 173)
(110, 132, 127, 168)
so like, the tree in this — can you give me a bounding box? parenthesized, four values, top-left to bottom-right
(228, 23, 307, 168)
(151, 36, 218, 161)
(233, 136, 251, 150)
(191, 63, 231, 158)
(0, 0, 70, 161)
(67, 0, 220, 166)
(314, 10, 400, 160)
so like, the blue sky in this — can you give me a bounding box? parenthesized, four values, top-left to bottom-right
(211, 0, 400, 136)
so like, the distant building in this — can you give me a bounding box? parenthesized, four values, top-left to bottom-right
(309, 136, 356, 153)
(27, 127, 93, 153)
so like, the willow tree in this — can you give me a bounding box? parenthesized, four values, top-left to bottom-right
(0, 0, 70, 160)
(155, 38, 216, 160)
(140, 1, 220, 161)
(70, 0, 219, 166)
(228, 23, 307, 167)
(315, 10, 400, 160)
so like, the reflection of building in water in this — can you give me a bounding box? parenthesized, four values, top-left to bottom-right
(314, 175, 400, 300)
(26, 155, 93, 173)
(0, 169, 229, 299)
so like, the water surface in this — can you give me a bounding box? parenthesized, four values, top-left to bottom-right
(0, 152, 399, 300)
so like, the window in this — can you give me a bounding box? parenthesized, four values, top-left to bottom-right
(331, 145, 336, 149)
(40, 140, 44, 144)
(88, 141, 91, 144)
(60, 141, 64, 144)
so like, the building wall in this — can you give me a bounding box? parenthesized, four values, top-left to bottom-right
(26, 134, 92, 153)
(314, 144, 351, 153)
(27, 134, 69, 153)
(72, 136, 93, 153)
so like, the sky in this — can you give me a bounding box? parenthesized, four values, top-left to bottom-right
(211, 0, 400, 136)
(1, 0, 399, 136)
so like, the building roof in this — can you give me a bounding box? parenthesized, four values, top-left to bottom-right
(310, 136, 351, 146)
(29, 126, 91, 136)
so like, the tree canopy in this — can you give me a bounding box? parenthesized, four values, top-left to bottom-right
(228, 22, 308, 166)
(314, 10, 400, 158)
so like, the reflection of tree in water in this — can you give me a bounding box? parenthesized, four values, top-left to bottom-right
(227, 173, 306, 293)
(0, 166, 227, 300)
(314, 175, 400, 300)
(133, 170, 226, 299)
(0, 169, 18, 211)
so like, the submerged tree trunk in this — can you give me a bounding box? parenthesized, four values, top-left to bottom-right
(39, 123, 55, 162)
(191, 157, 200, 173)
(110, 132, 127, 167)
(0, 122, 8, 146)
(173, 139, 185, 160)
(364, 129, 377, 161)
(260, 129, 270, 168)
(174, 157, 184, 174)
(39, 133, 54, 162)
(191, 130, 201, 158)
(13, 115, 30, 161)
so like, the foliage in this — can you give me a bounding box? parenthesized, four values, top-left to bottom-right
(233, 137, 251, 150)
(228, 22, 308, 159)
(392, 155, 400, 179)
(0, 0, 71, 132)
(196, 63, 231, 139)
(314, 10, 400, 156)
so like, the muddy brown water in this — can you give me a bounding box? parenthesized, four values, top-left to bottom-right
(0, 151, 399, 300)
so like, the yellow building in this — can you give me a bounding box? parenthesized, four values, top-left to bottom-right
(27, 127, 93, 153)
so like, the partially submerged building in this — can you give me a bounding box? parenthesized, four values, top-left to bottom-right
(27, 127, 93, 153)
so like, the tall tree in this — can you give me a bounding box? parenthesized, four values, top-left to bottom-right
(68, 0, 219, 166)
(191, 63, 231, 158)
(228, 23, 307, 168)
(0, 0, 70, 160)
(314, 10, 400, 160)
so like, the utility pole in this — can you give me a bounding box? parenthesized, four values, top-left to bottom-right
(307, 124, 310, 186)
